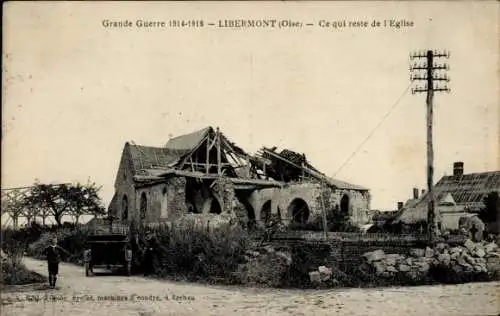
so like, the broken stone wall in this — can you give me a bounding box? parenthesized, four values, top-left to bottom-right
(132, 176, 370, 229)
(211, 177, 236, 214)
(210, 178, 249, 225)
(135, 185, 164, 223)
(134, 177, 191, 224)
(185, 178, 212, 213)
(113, 152, 137, 221)
(165, 177, 189, 220)
(247, 188, 280, 228)
(247, 182, 371, 227)
(328, 189, 371, 226)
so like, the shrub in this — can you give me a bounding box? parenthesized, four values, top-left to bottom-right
(1, 223, 80, 256)
(287, 242, 333, 287)
(27, 227, 89, 264)
(147, 220, 249, 283)
(1, 249, 45, 286)
(235, 250, 292, 287)
(1, 229, 28, 257)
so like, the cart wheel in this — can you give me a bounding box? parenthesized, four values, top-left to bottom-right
(85, 263, 90, 277)
(126, 263, 131, 276)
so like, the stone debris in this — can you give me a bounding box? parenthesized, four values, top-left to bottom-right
(275, 251, 293, 265)
(409, 248, 425, 258)
(309, 271, 322, 283)
(373, 261, 386, 275)
(425, 247, 435, 258)
(437, 253, 451, 266)
(245, 250, 261, 258)
(474, 248, 486, 258)
(318, 266, 333, 281)
(308, 265, 335, 284)
(363, 249, 385, 263)
(435, 243, 448, 252)
(383, 256, 397, 266)
(398, 264, 411, 272)
(464, 239, 476, 252)
(262, 245, 275, 253)
(361, 239, 500, 281)
(484, 242, 498, 254)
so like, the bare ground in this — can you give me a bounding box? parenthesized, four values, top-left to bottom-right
(1, 257, 499, 316)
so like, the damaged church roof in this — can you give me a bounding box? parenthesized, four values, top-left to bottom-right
(165, 127, 213, 153)
(165, 126, 248, 157)
(325, 177, 369, 191)
(127, 127, 229, 175)
(253, 146, 368, 191)
(123, 126, 368, 191)
(127, 144, 184, 174)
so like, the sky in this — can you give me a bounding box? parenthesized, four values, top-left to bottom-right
(2, 1, 499, 219)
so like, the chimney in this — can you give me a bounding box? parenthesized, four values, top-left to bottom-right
(413, 188, 419, 200)
(397, 202, 404, 210)
(453, 161, 464, 177)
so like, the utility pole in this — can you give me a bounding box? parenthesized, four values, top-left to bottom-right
(320, 185, 328, 239)
(410, 50, 450, 244)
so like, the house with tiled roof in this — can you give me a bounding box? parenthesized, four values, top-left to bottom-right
(108, 126, 371, 228)
(394, 162, 500, 230)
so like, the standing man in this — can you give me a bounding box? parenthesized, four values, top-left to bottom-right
(43, 237, 69, 289)
(143, 232, 154, 276)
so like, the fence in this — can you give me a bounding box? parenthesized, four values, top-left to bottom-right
(272, 231, 428, 242)
(267, 231, 467, 269)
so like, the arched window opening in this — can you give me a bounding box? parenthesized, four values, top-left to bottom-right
(122, 195, 128, 220)
(340, 194, 350, 214)
(235, 191, 256, 229)
(185, 178, 203, 213)
(288, 198, 310, 224)
(209, 198, 222, 214)
(140, 193, 147, 220)
(261, 200, 272, 225)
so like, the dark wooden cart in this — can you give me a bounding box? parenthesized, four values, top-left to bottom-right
(84, 224, 132, 276)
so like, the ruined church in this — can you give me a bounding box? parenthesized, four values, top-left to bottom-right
(108, 127, 371, 228)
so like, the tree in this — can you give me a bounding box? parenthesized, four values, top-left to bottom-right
(23, 181, 106, 227)
(1, 190, 29, 229)
(478, 191, 500, 223)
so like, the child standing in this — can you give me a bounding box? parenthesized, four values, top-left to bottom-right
(43, 237, 69, 289)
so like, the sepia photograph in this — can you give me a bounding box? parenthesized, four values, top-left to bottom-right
(2, 1, 499, 315)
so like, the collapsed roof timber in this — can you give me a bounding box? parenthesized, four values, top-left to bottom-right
(109, 126, 371, 227)
(128, 126, 367, 191)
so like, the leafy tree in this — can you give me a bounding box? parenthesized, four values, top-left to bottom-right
(478, 191, 500, 223)
(1, 191, 29, 228)
(23, 181, 105, 227)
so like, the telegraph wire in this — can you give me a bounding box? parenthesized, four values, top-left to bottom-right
(333, 82, 412, 177)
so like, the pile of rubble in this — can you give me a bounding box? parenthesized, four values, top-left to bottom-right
(360, 239, 500, 282)
(308, 266, 334, 283)
(243, 245, 293, 265)
(236, 245, 293, 287)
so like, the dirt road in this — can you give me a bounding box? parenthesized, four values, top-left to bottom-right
(1, 257, 499, 316)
